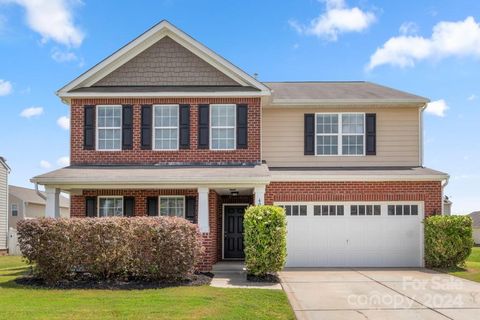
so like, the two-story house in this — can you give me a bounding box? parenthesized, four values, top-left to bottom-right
(32, 21, 448, 270)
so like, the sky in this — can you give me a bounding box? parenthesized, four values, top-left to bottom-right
(0, 0, 478, 214)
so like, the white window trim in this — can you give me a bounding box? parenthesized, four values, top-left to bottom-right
(314, 112, 366, 157)
(152, 104, 180, 151)
(96, 105, 123, 151)
(97, 196, 124, 217)
(158, 195, 186, 217)
(210, 104, 237, 151)
(11, 203, 18, 216)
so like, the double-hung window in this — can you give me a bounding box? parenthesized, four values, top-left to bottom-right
(97, 105, 122, 150)
(210, 104, 236, 150)
(153, 105, 179, 150)
(98, 197, 123, 217)
(159, 196, 185, 217)
(11, 203, 18, 217)
(316, 113, 365, 155)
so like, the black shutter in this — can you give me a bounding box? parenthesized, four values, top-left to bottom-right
(365, 113, 376, 155)
(85, 197, 96, 217)
(179, 104, 190, 149)
(124, 197, 135, 217)
(122, 105, 133, 150)
(185, 196, 196, 223)
(146, 197, 158, 216)
(141, 105, 152, 150)
(84, 105, 95, 150)
(304, 114, 315, 155)
(236, 104, 248, 149)
(198, 104, 209, 149)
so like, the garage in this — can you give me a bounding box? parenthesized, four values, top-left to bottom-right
(277, 202, 424, 267)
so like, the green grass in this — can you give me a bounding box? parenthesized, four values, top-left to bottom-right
(0, 256, 294, 320)
(448, 246, 480, 282)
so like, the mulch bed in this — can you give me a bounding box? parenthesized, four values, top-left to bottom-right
(246, 273, 280, 283)
(15, 272, 213, 290)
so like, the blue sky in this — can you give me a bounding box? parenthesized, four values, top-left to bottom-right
(0, 0, 478, 213)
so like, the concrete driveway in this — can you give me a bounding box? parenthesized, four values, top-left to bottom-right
(279, 268, 480, 320)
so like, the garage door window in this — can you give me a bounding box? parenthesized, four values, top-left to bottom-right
(314, 205, 344, 216)
(388, 205, 418, 216)
(280, 205, 307, 216)
(350, 205, 381, 216)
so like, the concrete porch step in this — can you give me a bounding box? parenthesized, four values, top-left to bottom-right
(211, 261, 245, 273)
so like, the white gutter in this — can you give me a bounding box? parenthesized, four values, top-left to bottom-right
(267, 99, 428, 106)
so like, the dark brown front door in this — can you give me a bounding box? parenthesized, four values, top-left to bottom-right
(224, 206, 246, 259)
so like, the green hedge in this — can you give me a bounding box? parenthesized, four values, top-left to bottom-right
(244, 205, 287, 276)
(424, 215, 474, 268)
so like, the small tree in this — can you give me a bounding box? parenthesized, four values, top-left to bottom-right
(244, 205, 287, 276)
(424, 215, 474, 268)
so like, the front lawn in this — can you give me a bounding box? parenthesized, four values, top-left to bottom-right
(448, 246, 480, 283)
(0, 256, 294, 320)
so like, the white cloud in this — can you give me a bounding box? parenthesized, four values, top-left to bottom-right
(468, 94, 477, 101)
(289, 0, 376, 41)
(40, 160, 51, 169)
(51, 48, 77, 62)
(368, 17, 480, 70)
(20, 106, 43, 118)
(425, 99, 448, 117)
(0, 79, 12, 96)
(57, 116, 70, 130)
(57, 156, 70, 167)
(399, 21, 418, 35)
(3, 0, 84, 47)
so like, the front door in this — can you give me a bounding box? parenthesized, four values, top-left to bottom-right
(224, 206, 247, 259)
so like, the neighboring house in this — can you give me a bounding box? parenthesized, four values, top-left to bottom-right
(32, 21, 449, 270)
(443, 196, 452, 215)
(470, 212, 480, 245)
(8, 185, 70, 229)
(0, 157, 10, 253)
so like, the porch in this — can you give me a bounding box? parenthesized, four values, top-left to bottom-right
(30, 164, 270, 270)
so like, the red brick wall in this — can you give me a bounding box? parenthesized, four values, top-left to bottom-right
(265, 181, 442, 217)
(70, 98, 261, 165)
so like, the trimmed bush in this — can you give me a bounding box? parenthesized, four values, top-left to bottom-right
(424, 215, 474, 268)
(244, 205, 287, 276)
(17, 217, 203, 284)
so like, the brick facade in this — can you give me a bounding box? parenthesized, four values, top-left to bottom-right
(70, 98, 261, 165)
(265, 181, 443, 217)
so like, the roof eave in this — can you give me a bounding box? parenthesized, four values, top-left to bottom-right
(268, 99, 429, 107)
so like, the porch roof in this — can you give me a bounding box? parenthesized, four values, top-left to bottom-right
(31, 164, 271, 189)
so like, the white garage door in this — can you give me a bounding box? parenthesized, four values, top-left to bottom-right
(277, 202, 424, 267)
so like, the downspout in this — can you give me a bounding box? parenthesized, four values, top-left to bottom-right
(420, 103, 428, 167)
(441, 177, 450, 215)
(35, 183, 46, 201)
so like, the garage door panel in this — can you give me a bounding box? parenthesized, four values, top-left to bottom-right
(280, 202, 423, 268)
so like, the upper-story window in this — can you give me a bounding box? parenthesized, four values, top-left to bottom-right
(210, 104, 236, 150)
(154, 105, 179, 150)
(316, 113, 365, 156)
(97, 105, 122, 150)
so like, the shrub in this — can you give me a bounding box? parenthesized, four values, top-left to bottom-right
(244, 205, 287, 276)
(17, 217, 203, 284)
(424, 215, 474, 268)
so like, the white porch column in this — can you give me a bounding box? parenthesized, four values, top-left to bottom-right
(45, 187, 60, 218)
(254, 186, 266, 205)
(197, 187, 209, 233)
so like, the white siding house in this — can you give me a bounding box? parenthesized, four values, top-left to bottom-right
(0, 157, 10, 252)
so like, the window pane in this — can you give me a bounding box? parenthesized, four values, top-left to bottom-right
(366, 205, 373, 216)
(329, 205, 336, 216)
(321, 205, 328, 216)
(316, 135, 338, 155)
(314, 205, 321, 216)
(211, 105, 235, 126)
(404, 205, 411, 215)
(395, 205, 403, 215)
(155, 128, 178, 150)
(285, 205, 292, 216)
(316, 114, 338, 134)
(97, 106, 121, 150)
(99, 198, 123, 217)
(351, 205, 358, 215)
(342, 135, 364, 155)
(159, 197, 184, 217)
(388, 205, 395, 215)
(154, 105, 179, 150)
(337, 206, 344, 216)
(342, 114, 364, 134)
(300, 205, 307, 216)
(411, 205, 418, 215)
(359, 205, 366, 215)
(374, 205, 381, 216)
(211, 128, 235, 150)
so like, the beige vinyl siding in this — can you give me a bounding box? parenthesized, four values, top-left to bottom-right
(262, 106, 421, 167)
(0, 165, 7, 250)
